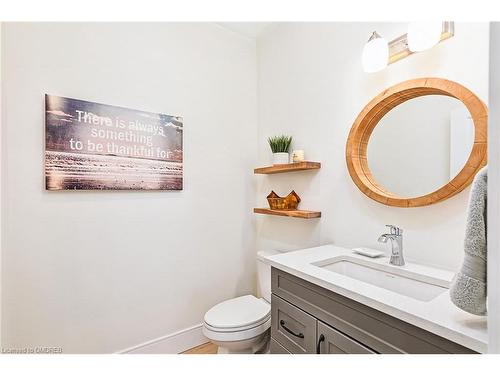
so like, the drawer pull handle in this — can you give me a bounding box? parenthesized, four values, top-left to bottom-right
(280, 320, 304, 339)
(316, 334, 325, 354)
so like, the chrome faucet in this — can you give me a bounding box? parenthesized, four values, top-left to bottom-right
(378, 225, 405, 266)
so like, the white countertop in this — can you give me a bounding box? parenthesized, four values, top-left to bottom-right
(258, 244, 488, 353)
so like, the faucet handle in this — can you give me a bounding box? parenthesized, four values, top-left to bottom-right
(385, 225, 403, 235)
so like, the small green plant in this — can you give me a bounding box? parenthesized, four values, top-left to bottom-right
(268, 135, 292, 153)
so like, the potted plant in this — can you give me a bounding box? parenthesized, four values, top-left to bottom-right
(268, 135, 292, 165)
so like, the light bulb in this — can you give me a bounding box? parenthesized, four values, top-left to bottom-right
(362, 32, 389, 73)
(407, 22, 443, 52)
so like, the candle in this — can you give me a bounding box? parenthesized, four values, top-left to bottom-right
(291, 150, 305, 163)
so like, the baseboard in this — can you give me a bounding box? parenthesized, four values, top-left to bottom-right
(118, 324, 209, 354)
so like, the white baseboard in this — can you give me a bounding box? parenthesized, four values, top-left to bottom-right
(118, 324, 209, 354)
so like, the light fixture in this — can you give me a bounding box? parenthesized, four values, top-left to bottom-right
(361, 22, 454, 73)
(407, 22, 443, 52)
(362, 31, 389, 73)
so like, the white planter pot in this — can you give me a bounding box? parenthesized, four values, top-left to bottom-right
(273, 152, 289, 165)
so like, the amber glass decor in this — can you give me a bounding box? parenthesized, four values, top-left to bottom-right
(266, 190, 301, 210)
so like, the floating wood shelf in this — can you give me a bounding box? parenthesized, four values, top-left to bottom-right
(254, 161, 321, 175)
(253, 208, 321, 219)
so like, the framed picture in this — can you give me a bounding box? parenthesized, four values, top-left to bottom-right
(45, 95, 183, 190)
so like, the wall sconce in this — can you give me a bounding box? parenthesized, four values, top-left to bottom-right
(362, 22, 454, 73)
(407, 22, 444, 52)
(362, 31, 389, 73)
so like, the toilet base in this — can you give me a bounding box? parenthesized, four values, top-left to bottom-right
(214, 330, 270, 354)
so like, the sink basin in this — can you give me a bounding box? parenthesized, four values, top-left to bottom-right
(312, 256, 448, 302)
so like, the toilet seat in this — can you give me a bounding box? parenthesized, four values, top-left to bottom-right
(203, 295, 271, 342)
(204, 295, 270, 330)
(204, 316, 269, 333)
(203, 316, 271, 342)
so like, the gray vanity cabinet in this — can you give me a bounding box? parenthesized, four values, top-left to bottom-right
(317, 321, 375, 354)
(270, 268, 477, 354)
(271, 293, 375, 354)
(271, 294, 316, 353)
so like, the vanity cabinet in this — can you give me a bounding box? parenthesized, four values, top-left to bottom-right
(271, 294, 316, 353)
(317, 321, 375, 354)
(270, 268, 477, 354)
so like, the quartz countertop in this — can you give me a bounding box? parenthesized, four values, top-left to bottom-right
(258, 244, 488, 353)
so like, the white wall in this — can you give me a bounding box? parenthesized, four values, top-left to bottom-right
(256, 22, 489, 271)
(488, 21, 500, 354)
(1, 23, 258, 353)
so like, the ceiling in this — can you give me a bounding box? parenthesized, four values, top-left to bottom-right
(217, 22, 274, 38)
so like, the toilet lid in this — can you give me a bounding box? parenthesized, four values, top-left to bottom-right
(204, 295, 271, 329)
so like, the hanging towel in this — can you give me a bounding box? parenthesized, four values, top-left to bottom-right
(450, 166, 487, 316)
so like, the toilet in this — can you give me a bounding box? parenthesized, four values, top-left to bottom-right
(202, 250, 277, 354)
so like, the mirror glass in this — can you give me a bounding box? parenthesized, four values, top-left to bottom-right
(367, 95, 474, 197)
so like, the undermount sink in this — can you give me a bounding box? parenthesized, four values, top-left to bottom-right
(312, 256, 449, 302)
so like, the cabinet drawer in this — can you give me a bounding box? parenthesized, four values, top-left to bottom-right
(270, 338, 291, 354)
(317, 321, 376, 354)
(271, 294, 317, 354)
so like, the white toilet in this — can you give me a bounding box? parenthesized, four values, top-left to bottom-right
(202, 250, 277, 354)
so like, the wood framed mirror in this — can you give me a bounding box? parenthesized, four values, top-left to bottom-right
(346, 78, 487, 207)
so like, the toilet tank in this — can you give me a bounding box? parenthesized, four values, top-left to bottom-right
(257, 250, 281, 303)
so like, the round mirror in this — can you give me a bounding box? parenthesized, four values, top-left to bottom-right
(346, 78, 487, 207)
(367, 95, 474, 197)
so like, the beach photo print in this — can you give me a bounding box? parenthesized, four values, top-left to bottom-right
(44, 95, 183, 190)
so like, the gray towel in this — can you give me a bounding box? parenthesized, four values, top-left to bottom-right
(450, 166, 487, 315)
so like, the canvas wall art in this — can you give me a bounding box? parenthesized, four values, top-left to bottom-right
(45, 95, 183, 190)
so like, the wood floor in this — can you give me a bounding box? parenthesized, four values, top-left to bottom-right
(182, 342, 218, 354)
